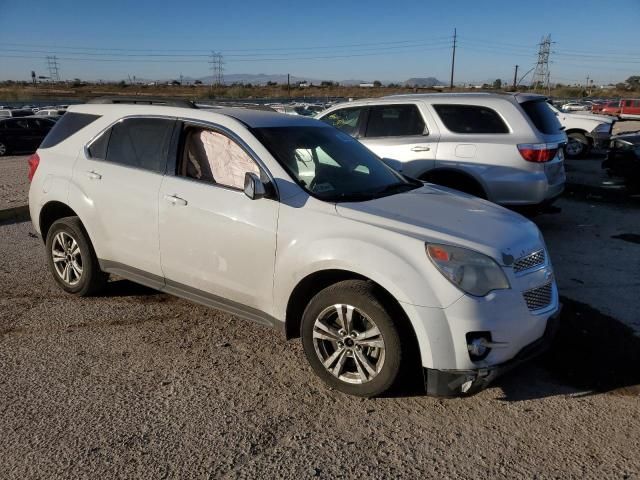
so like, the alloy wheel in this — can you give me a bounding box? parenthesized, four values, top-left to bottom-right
(312, 304, 386, 384)
(51, 231, 83, 286)
(566, 139, 585, 157)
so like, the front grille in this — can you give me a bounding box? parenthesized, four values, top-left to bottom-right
(523, 282, 553, 311)
(514, 249, 546, 273)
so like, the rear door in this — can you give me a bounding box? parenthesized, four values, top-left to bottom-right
(73, 116, 176, 280)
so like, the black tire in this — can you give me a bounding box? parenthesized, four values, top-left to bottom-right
(301, 280, 404, 397)
(0, 141, 8, 156)
(565, 132, 590, 159)
(45, 216, 107, 296)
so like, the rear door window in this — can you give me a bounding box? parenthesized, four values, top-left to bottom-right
(519, 100, 562, 135)
(364, 104, 425, 137)
(433, 104, 509, 134)
(101, 118, 175, 173)
(320, 107, 366, 136)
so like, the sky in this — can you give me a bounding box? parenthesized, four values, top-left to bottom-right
(0, 0, 639, 85)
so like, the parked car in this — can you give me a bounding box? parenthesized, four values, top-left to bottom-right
(561, 102, 590, 112)
(0, 116, 56, 156)
(601, 100, 622, 117)
(318, 93, 566, 207)
(602, 132, 640, 187)
(35, 108, 66, 117)
(547, 103, 614, 159)
(28, 100, 560, 397)
(0, 108, 35, 118)
(617, 99, 640, 120)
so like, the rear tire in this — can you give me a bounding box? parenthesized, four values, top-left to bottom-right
(45, 216, 107, 296)
(301, 280, 404, 397)
(565, 132, 590, 159)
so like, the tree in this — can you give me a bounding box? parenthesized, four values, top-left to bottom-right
(373, 80, 382, 87)
(194, 80, 202, 85)
(493, 79, 502, 89)
(625, 76, 640, 89)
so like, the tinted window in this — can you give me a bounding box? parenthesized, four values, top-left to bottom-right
(519, 100, 562, 135)
(365, 105, 425, 137)
(104, 118, 175, 173)
(87, 129, 110, 159)
(40, 112, 100, 148)
(179, 127, 260, 189)
(433, 104, 509, 134)
(320, 107, 365, 136)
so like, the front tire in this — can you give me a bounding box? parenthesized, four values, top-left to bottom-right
(45, 216, 107, 296)
(301, 280, 404, 397)
(0, 142, 8, 156)
(565, 132, 590, 159)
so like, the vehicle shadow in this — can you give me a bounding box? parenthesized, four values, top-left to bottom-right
(96, 278, 162, 298)
(495, 296, 640, 401)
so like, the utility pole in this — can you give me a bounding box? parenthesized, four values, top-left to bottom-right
(449, 28, 457, 90)
(45, 55, 60, 82)
(586, 75, 590, 95)
(209, 51, 225, 91)
(531, 35, 552, 92)
(513, 65, 519, 89)
(287, 73, 291, 99)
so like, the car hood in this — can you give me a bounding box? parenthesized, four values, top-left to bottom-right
(335, 185, 542, 265)
(562, 111, 614, 124)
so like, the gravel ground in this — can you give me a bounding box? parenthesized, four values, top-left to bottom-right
(1, 216, 639, 479)
(0, 155, 29, 209)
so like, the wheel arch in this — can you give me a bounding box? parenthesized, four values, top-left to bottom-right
(284, 269, 419, 352)
(420, 167, 488, 199)
(39, 201, 80, 243)
(565, 128, 593, 144)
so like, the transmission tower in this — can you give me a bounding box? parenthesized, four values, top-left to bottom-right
(531, 35, 552, 92)
(209, 52, 225, 87)
(45, 55, 61, 82)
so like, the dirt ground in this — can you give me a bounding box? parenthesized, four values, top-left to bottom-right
(1, 209, 639, 479)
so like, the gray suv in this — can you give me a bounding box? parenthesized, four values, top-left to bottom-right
(318, 93, 567, 207)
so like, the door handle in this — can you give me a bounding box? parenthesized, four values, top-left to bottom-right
(164, 194, 188, 206)
(86, 171, 102, 180)
(410, 146, 431, 152)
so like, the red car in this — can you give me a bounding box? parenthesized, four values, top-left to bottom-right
(619, 98, 640, 120)
(600, 100, 621, 117)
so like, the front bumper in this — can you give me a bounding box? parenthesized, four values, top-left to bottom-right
(588, 130, 612, 150)
(423, 306, 561, 397)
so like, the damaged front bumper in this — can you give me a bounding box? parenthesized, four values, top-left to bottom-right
(423, 306, 562, 397)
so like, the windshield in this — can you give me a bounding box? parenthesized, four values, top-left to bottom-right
(252, 126, 420, 202)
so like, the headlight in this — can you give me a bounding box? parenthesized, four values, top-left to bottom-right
(592, 123, 612, 134)
(426, 243, 510, 297)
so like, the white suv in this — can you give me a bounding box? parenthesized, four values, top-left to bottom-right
(28, 99, 560, 397)
(318, 93, 567, 207)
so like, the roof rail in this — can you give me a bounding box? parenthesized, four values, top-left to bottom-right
(86, 96, 197, 108)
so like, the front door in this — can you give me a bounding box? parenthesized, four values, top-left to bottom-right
(358, 104, 438, 178)
(158, 123, 278, 314)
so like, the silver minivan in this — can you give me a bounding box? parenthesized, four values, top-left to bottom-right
(318, 93, 567, 207)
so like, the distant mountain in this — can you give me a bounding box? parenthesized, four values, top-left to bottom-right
(404, 77, 445, 87)
(198, 73, 317, 85)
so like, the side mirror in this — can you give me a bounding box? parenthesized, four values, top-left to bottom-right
(244, 172, 266, 200)
(381, 157, 403, 173)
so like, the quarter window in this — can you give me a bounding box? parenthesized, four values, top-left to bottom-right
(433, 104, 510, 134)
(179, 128, 260, 190)
(320, 107, 365, 136)
(365, 105, 425, 137)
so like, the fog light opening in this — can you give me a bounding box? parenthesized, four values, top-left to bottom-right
(466, 332, 492, 361)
